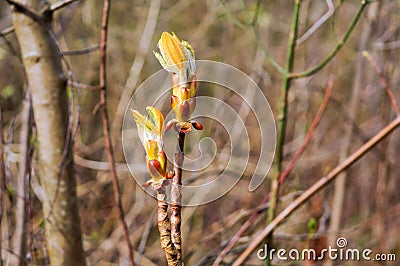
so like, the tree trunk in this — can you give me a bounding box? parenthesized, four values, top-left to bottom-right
(11, 1, 86, 265)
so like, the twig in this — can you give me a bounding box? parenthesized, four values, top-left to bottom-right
(171, 132, 185, 263)
(62, 45, 100, 56)
(74, 154, 142, 172)
(0, 26, 14, 36)
(203, 191, 303, 244)
(375, 40, 400, 50)
(136, 211, 156, 265)
(327, 9, 377, 263)
(112, 0, 161, 133)
(289, 1, 369, 79)
(67, 80, 102, 91)
(98, 0, 134, 265)
(50, 0, 80, 12)
(279, 76, 334, 183)
(297, 0, 334, 45)
(233, 116, 400, 265)
(6, 0, 43, 24)
(362, 51, 400, 116)
(212, 77, 334, 266)
(0, 28, 21, 60)
(240, 0, 286, 76)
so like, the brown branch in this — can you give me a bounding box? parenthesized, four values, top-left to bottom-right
(233, 116, 400, 265)
(157, 189, 180, 265)
(212, 77, 334, 265)
(62, 45, 100, 56)
(67, 80, 102, 91)
(171, 132, 185, 263)
(0, 26, 14, 36)
(50, 0, 80, 12)
(6, 0, 43, 24)
(279, 76, 334, 183)
(363, 51, 400, 116)
(98, 0, 134, 265)
(0, 28, 21, 61)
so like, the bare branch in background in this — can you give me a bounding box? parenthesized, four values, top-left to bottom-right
(67, 80, 102, 91)
(50, 0, 80, 12)
(213, 77, 334, 265)
(363, 51, 400, 116)
(297, 0, 334, 45)
(234, 117, 400, 265)
(375, 40, 400, 50)
(98, 0, 134, 264)
(112, 0, 161, 134)
(328, 7, 377, 261)
(62, 45, 100, 56)
(0, 26, 14, 36)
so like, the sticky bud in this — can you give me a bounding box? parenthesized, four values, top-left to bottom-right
(192, 122, 203, 130)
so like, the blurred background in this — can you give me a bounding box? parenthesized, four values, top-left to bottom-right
(0, 0, 399, 265)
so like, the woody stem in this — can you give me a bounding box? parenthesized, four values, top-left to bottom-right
(157, 188, 180, 265)
(170, 131, 185, 263)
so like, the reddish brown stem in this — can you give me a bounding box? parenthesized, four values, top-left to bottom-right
(279, 76, 334, 183)
(171, 132, 185, 263)
(363, 51, 400, 116)
(99, 0, 134, 265)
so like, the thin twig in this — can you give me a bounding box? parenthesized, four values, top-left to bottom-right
(212, 77, 334, 266)
(375, 40, 400, 50)
(0, 28, 21, 60)
(362, 51, 400, 116)
(67, 80, 102, 91)
(6, 0, 43, 24)
(136, 211, 156, 265)
(297, 0, 334, 45)
(112, 0, 161, 133)
(50, 0, 80, 12)
(98, 0, 134, 265)
(0, 26, 14, 36)
(203, 191, 303, 244)
(240, 0, 286, 76)
(62, 45, 100, 56)
(327, 10, 377, 262)
(289, 1, 369, 79)
(233, 116, 400, 265)
(279, 76, 334, 183)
